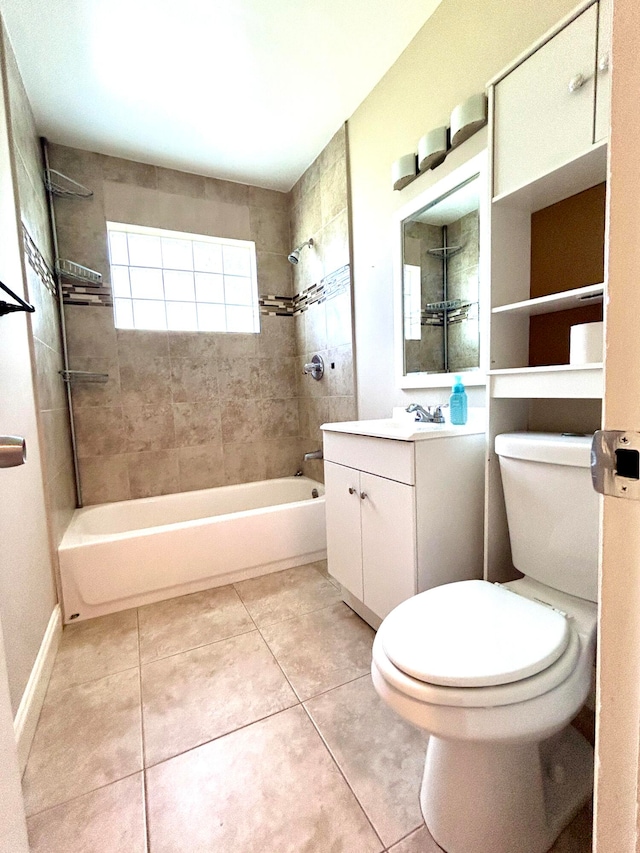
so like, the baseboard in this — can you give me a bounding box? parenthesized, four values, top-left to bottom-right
(14, 605, 61, 774)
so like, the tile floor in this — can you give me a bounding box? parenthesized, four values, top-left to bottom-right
(22, 561, 593, 852)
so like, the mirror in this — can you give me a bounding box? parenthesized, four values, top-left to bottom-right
(395, 151, 486, 388)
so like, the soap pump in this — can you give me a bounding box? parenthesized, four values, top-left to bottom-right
(449, 375, 468, 425)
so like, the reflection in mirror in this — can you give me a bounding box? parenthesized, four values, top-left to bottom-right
(402, 174, 480, 375)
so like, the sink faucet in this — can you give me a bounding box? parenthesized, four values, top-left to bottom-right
(304, 449, 323, 461)
(406, 403, 447, 424)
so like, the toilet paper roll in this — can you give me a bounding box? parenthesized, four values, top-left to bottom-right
(569, 322, 603, 365)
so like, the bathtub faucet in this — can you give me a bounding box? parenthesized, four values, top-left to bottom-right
(303, 449, 323, 461)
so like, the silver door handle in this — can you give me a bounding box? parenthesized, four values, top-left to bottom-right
(0, 436, 26, 467)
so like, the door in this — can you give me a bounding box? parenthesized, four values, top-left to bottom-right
(324, 461, 364, 599)
(593, 1, 640, 849)
(360, 472, 416, 620)
(493, 4, 598, 197)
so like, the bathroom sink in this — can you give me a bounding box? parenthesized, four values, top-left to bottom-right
(321, 417, 485, 441)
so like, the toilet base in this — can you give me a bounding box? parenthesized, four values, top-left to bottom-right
(420, 725, 593, 853)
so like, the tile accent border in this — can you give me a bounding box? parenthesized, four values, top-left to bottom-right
(259, 263, 350, 318)
(23, 226, 56, 297)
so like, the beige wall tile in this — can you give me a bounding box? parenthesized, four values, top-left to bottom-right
(123, 404, 175, 453)
(258, 315, 296, 358)
(248, 185, 289, 210)
(216, 332, 258, 359)
(327, 345, 355, 397)
(127, 449, 180, 498)
(56, 222, 110, 283)
(250, 206, 290, 253)
(256, 251, 293, 297)
(74, 407, 125, 457)
(177, 444, 226, 492)
(294, 314, 306, 356)
(320, 209, 350, 277)
(259, 357, 298, 399)
(223, 442, 268, 485)
(79, 455, 130, 505)
(217, 357, 260, 399)
(65, 305, 117, 358)
(173, 401, 222, 447)
(318, 124, 347, 173)
(168, 331, 218, 359)
(300, 397, 331, 443)
(264, 438, 303, 479)
(100, 153, 157, 188)
(27, 268, 59, 350)
(116, 329, 168, 359)
(40, 407, 73, 485)
(69, 357, 121, 409)
(305, 302, 328, 352)
(260, 398, 299, 438)
(156, 166, 206, 198)
(34, 338, 64, 412)
(320, 158, 348, 227)
(220, 398, 263, 444)
(329, 396, 357, 423)
(170, 358, 219, 403)
(119, 357, 172, 407)
(326, 289, 353, 348)
(47, 468, 77, 547)
(291, 182, 321, 250)
(204, 177, 249, 205)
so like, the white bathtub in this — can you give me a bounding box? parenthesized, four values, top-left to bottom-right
(59, 476, 326, 622)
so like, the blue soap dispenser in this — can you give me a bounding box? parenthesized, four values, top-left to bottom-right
(449, 375, 468, 425)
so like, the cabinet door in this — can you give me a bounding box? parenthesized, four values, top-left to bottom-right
(594, 0, 611, 143)
(493, 4, 598, 198)
(360, 472, 417, 621)
(324, 461, 363, 599)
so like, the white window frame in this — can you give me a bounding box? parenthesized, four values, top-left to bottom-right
(107, 222, 260, 333)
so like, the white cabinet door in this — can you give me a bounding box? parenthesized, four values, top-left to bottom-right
(324, 461, 363, 599)
(493, 4, 598, 198)
(594, 0, 612, 142)
(360, 472, 417, 621)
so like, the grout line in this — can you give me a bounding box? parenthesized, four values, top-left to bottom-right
(24, 768, 145, 820)
(142, 762, 151, 853)
(300, 702, 385, 851)
(46, 662, 141, 696)
(136, 608, 148, 772)
(139, 625, 257, 667)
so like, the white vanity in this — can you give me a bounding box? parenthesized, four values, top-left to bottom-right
(322, 418, 485, 629)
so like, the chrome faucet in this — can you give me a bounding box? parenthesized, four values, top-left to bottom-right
(303, 449, 323, 461)
(406, 403, 447, 424)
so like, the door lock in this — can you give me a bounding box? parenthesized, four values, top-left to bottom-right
(591, 430, 640, 499)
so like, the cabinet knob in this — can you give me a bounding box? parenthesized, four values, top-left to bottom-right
(348, 487, 356, 495)
(568, 73, 587, 93)
(360, 492, 368, 500)
(598, 54, 610, 73)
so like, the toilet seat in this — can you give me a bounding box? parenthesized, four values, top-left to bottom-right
(381, 580, 570, 688)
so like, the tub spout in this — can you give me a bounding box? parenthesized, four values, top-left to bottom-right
(304, 449, 323, 461)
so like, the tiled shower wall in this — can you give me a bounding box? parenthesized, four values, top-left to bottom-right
(290, 125, 356, 483)
(49, 144, 301, 504)
(5, 38, 75, 546)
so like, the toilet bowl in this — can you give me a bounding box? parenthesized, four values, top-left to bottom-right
(371, 433, 598, 853)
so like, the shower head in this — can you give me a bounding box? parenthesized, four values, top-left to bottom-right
(287, 238, 314, 265)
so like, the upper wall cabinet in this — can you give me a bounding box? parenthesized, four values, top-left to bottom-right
(493, 1, 607, 200)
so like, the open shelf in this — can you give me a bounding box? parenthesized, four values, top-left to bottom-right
(492, 283, 603, 318)
(489, 363, 603, 399)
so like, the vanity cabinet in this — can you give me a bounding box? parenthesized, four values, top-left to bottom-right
(322, 424, 485, 629)
(493, 1, 608, 200)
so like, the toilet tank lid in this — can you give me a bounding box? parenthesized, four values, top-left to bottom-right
(495, 432, 592, 468)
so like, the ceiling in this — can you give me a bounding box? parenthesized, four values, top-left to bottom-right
(1, 0, 443, 191)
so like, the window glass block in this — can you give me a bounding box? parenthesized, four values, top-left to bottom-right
(113, 298, 134, 329)
(132, 299, 167, 330)
(193, 241, 223, 273)
(162, 237, 193, 270)
(128, 233, 162, 267)
(197, 302, 226, 332)
(108, 231, 129, 265)
(224, 275, 254, 306)
(111, 266, 131, 298)
(195, 272, 225, 303)
(166, 301, 198, 331)
(130, 267, 164, 300)
(223, 244, 251, 277)
(226, 305, 256, 333)
(164, 270, 195, 302)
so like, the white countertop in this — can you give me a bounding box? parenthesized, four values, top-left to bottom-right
(321, 415, 486, 442)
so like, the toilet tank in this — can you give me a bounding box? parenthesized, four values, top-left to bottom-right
(495, 432, 599, 602)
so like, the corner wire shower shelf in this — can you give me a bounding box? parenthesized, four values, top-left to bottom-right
(426, 243, 465, 259)
(55, 259, 102, 285)
(44, 169, 93, 199)
(59, 370, 109, 385)
(422, 298, 477, 327)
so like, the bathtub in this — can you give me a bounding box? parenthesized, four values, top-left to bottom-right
(58, 476, 326, 622)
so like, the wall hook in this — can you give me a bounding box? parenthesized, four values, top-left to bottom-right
(0, 280, 35, 318)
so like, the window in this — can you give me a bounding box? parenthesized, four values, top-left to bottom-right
(107, 223, 260, 333)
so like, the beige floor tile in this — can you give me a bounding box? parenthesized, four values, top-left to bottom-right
(27, 773, 146, 853)
(305, 675, 428, 847)
(234, 563, 340, 627)
(48, 609, 139, 691)
(261, 602, 375, 700)
(141, 629, 297, 765)
(388, 826, 443, 852)
(549, 802, 593, 852)
(146, 705, 382, 853)
(311, 557, 341, 589)
(22, 668, 143, 816)
(138, 585, 254, 663)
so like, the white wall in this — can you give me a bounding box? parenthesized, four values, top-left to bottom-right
(347, 0, 578, 419)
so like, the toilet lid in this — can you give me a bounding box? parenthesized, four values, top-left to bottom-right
(380, 580, 570, 688)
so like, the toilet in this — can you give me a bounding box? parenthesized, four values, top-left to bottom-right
(371, 432, 599, 853)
